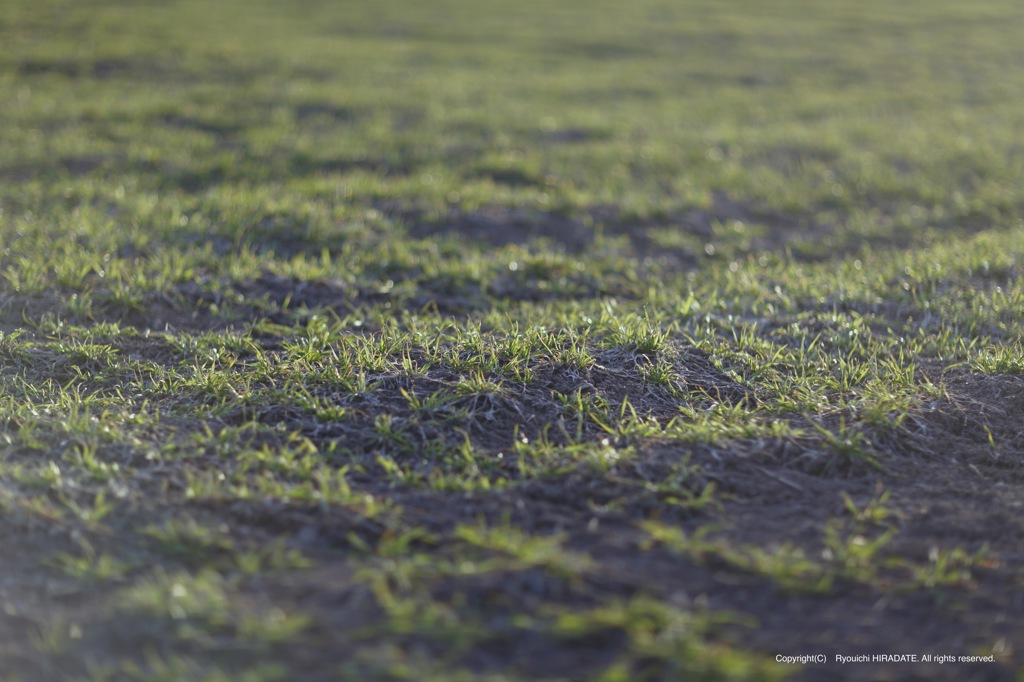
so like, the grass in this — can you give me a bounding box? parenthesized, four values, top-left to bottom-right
(2, 0, 1024, 680)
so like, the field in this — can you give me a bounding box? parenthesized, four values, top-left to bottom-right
(2, 0, 1024, 680)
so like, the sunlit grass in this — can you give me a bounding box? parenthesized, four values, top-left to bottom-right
(1, 0, 1022, 679)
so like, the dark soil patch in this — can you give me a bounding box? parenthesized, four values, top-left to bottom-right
(0, 156, 111, 183)
(95, 274, 390, 332)
(404, 205, 596, 253)
(207, 359, 1024, 677)
(914, 370, 1024, 473)
(292, 101, 359, 124)
(0, 266, 633, 337)
(538, 127, 612, 145)
(195, 426, 1024, 682)
(238, 344, 747, 471)
(17, 58, 138, 80)
(155, 114, 241, 137)
(3, 358, 1023, 680)
(393, 192, 837, 268)
(392, 191, 1006, 271)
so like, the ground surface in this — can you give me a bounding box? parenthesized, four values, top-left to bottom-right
(2, 0, 1024, 680)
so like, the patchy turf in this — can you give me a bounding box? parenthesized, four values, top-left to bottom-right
(2, 0, 1024, 680)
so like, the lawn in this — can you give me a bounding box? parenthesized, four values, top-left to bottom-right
(2, 0, 1024, 680)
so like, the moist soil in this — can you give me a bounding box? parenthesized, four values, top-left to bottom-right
(2, 352, 1022, 680)
(1, 209, 1022, 680)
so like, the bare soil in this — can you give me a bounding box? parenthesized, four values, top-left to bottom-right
(2, 340, 1022, 680)
(1, 212, 1022, 680)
